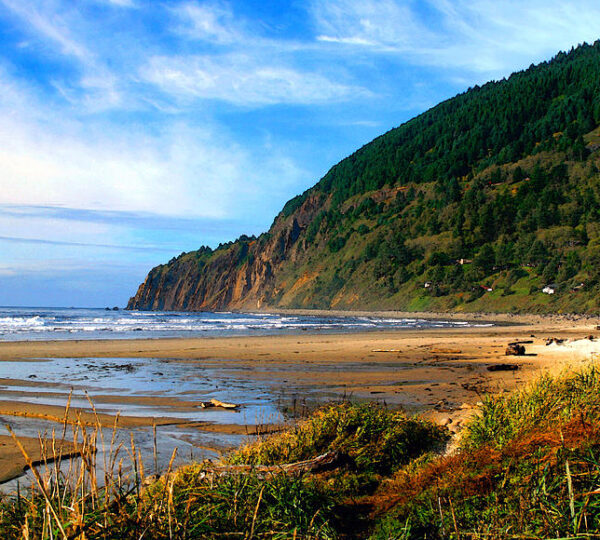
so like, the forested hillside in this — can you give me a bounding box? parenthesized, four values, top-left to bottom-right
(128, 41, 600, 314)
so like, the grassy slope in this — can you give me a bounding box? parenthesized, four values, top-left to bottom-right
(272, 144, 600, 315)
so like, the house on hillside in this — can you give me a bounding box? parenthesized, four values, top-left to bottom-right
(480, 285, 493, 292)
(542, 284, 557, 295)
(457, 258, 473, 265)
(424, 281, 433, 289)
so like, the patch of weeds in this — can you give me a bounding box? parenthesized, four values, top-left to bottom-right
(461, 365, 600, 449)
(228, 402, 450, 476)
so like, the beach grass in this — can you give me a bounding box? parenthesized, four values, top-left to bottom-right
(0, 402, 448, 539)
(371, 365, 600, 539)
(228, 402, 449, 476)
(461, 364, 600, 449)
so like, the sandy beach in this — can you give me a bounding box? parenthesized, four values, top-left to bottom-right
(0, 311, 598, 484)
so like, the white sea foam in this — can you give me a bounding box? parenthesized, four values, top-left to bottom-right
(0, 307, 490, 341)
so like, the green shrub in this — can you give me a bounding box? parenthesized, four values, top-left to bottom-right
(228, 402, 449, 475)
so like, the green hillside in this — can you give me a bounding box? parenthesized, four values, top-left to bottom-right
(128, 41, 600, 314)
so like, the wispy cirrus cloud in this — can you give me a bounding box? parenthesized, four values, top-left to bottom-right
(141, 2, 366, 107)
(0, 0, 126, 111)
(0, 235, 175, 252)
(101, 0, 137, 7)
(0, 96, 301, 218)
(141, 53, 364, 106)
(311, 0, 600, 74)
(0, 37, 310, 220)
(172, 1, 240, 44)
(0, 0, 93, 63)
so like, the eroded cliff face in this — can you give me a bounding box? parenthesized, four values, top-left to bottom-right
(127, 192, 326, 311)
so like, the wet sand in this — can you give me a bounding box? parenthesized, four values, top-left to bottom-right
(0, 434, 78, 484)
(0, 312, 598, 484)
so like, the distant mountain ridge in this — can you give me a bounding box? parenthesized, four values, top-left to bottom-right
(128, 41, 600, 314)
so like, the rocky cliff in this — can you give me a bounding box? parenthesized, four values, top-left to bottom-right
(128, 192, 327, 310)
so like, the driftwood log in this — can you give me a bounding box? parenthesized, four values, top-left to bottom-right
(198, 451, 350, 479)
(199, 399, 240, 410)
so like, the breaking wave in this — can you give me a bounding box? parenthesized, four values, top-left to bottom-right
(0, 307, 492, 341)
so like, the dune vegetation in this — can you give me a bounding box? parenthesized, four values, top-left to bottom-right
(3, 366, 600, 538)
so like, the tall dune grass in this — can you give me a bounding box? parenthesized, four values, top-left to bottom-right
(461, 365, 600, 449)
(371, 365, 600, 539)
(0, 402, 448, 539)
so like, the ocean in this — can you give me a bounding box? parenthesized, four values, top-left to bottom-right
(0, 306, 492, 341)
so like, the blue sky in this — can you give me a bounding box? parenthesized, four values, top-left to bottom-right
(1, 0, 600, 307)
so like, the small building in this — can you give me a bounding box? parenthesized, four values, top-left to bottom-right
(480, 285, 493, 292)
(542, 284, 557, 295)
(458, 258, 473, 265)
(571, 282, 585, 292)
(424, 281, 433, 289)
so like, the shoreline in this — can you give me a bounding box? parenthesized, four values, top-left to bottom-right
(0, 309, 595, 362)
(254, 307, 599, 325)
(0, 315, 599, 485)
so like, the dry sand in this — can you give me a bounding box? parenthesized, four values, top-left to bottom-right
(0, 311, 598, 484)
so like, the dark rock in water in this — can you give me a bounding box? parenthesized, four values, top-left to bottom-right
(105, 307, 111, 311)
(505, 343, 526, 356)
(118, 364, 135, 373)
(112, 306, 119, 311)
(487, 363, 520, 372)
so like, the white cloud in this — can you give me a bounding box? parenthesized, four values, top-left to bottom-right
(141, 53, 363, 106)
(312, 0, 600, 74)
(172, 2, 238, 43)
(0, 0, 93, 63)
(0, 0, 128, 112)
(102, 0, 136, 7)
(0, 115, 242, 218)
(0, 66, 308, 220)
(314, 0, 435, 50)
(152, 2, 367, 107)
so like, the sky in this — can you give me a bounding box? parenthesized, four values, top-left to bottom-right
(1, 1, 600, 307)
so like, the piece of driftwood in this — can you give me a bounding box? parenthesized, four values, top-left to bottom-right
(199, 451, 349, 479)
(199, 399, 240, 409)
(487, 363, 520, 372)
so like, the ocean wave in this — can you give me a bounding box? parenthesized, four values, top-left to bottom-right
(0, 308, 488, 341)
(0, 315, 46, 328)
